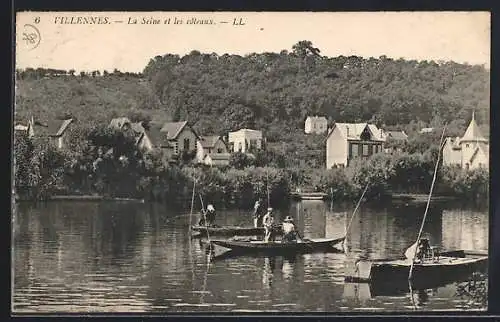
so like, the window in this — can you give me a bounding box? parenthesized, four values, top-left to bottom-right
(466, 144, 470, 148)
(183, 138, 190, 151)
(368, 145, 373, 155)
(350, 143, 359, 157)
(362, 144, 369, 156)
(172, 142, 179, 154)
(217, 148, 223, 153)
(238, 142, 242, 152)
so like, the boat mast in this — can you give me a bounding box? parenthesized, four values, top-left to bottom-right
(408, 125, 447, 280)
(266, 170, 270, 208)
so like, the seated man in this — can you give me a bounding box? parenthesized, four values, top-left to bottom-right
(281, 216, 299, 243)
(405, 238, 433, 263)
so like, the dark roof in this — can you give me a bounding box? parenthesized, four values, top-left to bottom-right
(35, 119, 73, 137)
(386, 130, 408, 141)
(199, 135, 222, 148)
(160, 121, 187, 139)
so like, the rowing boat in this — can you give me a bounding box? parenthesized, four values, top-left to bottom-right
(210, 236, 345, 255)
(344, 249, 488, 288)
(191, 225, 265, 237)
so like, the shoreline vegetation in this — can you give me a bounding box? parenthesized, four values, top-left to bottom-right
(14, 127, 488, 208)
(14, 42, 489, 208)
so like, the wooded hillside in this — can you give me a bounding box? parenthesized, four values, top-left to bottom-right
(15, 40, 490, 142)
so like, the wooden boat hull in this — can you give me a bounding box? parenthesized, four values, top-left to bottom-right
(191, 225, 265, 237)
(210, 236, 345, 255)
(345, 250, 488, 288)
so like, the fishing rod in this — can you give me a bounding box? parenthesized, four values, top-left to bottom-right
(408, 125, 447, 281)
(345, 182, 370, 235)
(189, 178, 196, 233)
(198, 193, 211, 243)
(266, 170, 271, 208)
(342, 182, 370, 253)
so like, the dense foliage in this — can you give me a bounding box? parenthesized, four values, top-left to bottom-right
(15, 41, 489, 143)
(14, 41, 489, 206)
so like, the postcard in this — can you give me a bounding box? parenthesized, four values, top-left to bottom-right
(13, 11, 490, 314)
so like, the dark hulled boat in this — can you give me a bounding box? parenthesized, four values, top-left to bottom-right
(344, 250, 488, 288)
(210, 236, 345, 255)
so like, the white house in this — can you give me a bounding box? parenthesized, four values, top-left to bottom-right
(325, 122, 386, 168)
(304, 116, 328, 134)
(442, 113, 489, 170)
(196, 135, 228, 163)
(227, 129, 263, 153)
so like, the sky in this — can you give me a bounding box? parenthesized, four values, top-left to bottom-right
(16, 11, 490, 73)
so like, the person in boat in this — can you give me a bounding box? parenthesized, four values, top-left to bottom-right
(253, 199, 263, 228)
(199, 204, 217, 227)
(262, 208, 275, 242)
(281, 216, 300, 243)
(405, 238, 433, 263)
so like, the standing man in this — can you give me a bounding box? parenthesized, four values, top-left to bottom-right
(253, 199, 263, 228)
(262, 208, 275, 242)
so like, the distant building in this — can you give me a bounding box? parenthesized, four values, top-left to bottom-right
(203, 153, 231, 167)
(325, 122, 386, 168)
(419, 127, 434, 134)
(109, 117, 153, 151)
(304, 116, 328, 134)
(442, 113, 489, 170)
(383, 130, 408, 153)
(34, 118, 74, 149)
(157, 121, 199, 158)
(196, 135, 228, 163)
(228, 129, 263, 153)
(14, 117, 35, 138)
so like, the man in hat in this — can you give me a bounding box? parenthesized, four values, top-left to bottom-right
(262, 207, 275, 242)
(253, 199, 263, 228)
(199, 204, 217, 227)
(282, 216, 299, 243)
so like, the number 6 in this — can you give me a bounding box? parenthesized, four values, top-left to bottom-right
(34, 17, 40, 24)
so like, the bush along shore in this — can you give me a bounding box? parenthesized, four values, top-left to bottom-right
(14, 125, 488, 209)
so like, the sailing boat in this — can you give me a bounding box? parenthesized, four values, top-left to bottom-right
(344, 126, 488, 290)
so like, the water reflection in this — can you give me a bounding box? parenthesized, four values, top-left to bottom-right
(12, 200, 488, 312)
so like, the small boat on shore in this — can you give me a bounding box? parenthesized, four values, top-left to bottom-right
(344, 249, 488, 287)
(210, 236, 345, 255)
(191, 225, 265, 237)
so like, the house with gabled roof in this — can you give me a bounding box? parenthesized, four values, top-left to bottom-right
(34, 118, 74, 149)
(383, 130, 408, 153)
(443, 112, 489, 170)
(325, 122, 386, 168)
(109, 117, 153, 151)
(305, 116, 328, 134)
(14, 116, 35, 139)
(154, 121, 200, 158)
(196, 135, 228, 163)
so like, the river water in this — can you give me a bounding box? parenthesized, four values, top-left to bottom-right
(12, 200, 488, 313)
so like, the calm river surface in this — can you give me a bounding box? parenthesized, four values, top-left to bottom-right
(12, 200, 488, 313)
